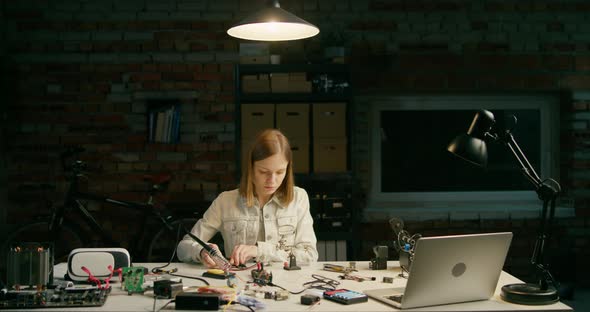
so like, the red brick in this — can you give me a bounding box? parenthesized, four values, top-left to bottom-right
(163, 72, 193, 81)
(561, 74, 590, 89)
(573, 101, 589, 110)
(190, 42, 209, 51)
(575, 56, 590, 71)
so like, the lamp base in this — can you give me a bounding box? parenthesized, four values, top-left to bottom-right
(500, 283, 559, 305)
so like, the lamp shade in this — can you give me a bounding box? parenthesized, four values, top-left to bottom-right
(227, 1, 319, 41)
(447, 109, 495, 167)
(447, 134, 488, 167)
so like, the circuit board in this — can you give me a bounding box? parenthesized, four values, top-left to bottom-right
(0, 285, 109, 309)
(122, 266, 145, 294)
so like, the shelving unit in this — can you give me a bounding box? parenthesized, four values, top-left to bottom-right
(146, 100, 180, 144)
(235, 63, 360, 260)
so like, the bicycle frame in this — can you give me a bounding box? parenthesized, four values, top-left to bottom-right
(51, 185, 157, 248)
(50, 155, 173, 259)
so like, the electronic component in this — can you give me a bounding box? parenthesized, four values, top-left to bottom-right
(274, 290, 289, 301)
(0, 285, 109, 309)
(202, 269, 235, 280)
(323, 263, 354, 274)
(226, 274, 237, 288)
(251, 266, 272, 286)
(283, 253, 301, 271)
(323, 289, 368, 305)
(301, 294, 320, 305)
(383, 276, 395, 283)
(6, 242, 53, 288)
(175, 292, 220, 310)
(339, 273, 376, 282)
(369, 245, 388, 270)
(122, 267, 145, 294)
(153, 280, 183, 299)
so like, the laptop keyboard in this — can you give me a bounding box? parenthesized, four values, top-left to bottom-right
(386, 294, 404, 303)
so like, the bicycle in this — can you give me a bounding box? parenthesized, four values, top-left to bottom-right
(1, 147, 204, 271)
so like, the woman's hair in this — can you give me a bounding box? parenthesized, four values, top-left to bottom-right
(239, 129, 294, 207)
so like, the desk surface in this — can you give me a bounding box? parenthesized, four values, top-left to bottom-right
(3, 261, 572, 312)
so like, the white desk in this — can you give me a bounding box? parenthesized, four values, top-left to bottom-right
(3, 261, 572, 312)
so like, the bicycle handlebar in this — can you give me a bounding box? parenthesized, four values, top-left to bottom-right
(60, 146, 86, 171)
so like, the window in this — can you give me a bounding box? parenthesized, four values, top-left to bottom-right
(367, 94, 561, 218)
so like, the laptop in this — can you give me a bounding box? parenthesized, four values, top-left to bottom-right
(364, 232, 513, 309)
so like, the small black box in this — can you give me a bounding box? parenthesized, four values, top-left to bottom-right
(175, 292, 220, 310)
(153, 280, 182, 299)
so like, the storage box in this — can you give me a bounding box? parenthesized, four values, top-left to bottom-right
(313, 103, 346, 138)
(289, 138, 310, 174)
(239, 43, 270, 56)
(239, 55, 270, 64)
(276, 103, 309, 140)
(313, 139, 347, 173)
(241, 104, 275, 140)
(289, 72, 307, 81)
(287, 72, 312, 92)
(270, 73, 290, 93)
(242, 74, 270, 93)
(288, 80, 312, 93)
(322, 197, 351, 217)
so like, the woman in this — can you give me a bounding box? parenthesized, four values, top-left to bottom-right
(177, 129, 318, 267)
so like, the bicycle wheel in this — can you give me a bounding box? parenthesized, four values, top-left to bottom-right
(146, 218, 198, 262)
(1, 219, 88, 270)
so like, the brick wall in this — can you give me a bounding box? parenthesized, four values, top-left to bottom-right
(1, 0, 589, 284)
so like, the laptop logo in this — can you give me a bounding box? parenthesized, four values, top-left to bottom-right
(452, 262, 467, 277)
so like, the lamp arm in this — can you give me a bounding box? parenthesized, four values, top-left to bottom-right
(506, 133, 542, 182)
(500, 132, 561, 290)
(502, 132, 543, 190)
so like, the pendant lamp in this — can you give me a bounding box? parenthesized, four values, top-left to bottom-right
(227, 0, 319, 41)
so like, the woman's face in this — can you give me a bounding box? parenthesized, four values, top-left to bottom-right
(253, 152, 289, 200)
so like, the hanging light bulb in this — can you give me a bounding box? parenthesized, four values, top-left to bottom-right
(227, 0, 319, 41)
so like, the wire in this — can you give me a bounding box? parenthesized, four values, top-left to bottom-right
(154, 298, 174, 312)
(304, 274, 340, 290)
(151, 220, 183, 274)
(169, 273, 209, 286)
(273, 274, 341, 295)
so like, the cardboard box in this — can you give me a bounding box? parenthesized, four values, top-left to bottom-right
(270, 73, 290, 93)
(242, 74, 270, 93)
(241, 104, 275, 140)
(290, 139, 310, 174)
(313, 103, 346, 138)
(239, 55, 270, 64)
(313, 138, 347, 173)
(288, 80, 312, 93)
(276, 103, 309, 140)
(239, 43, 270, 56)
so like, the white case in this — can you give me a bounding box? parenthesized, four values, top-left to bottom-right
(66, 248, 130, 281)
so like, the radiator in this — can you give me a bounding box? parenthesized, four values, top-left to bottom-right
(316, 240, 347, 261)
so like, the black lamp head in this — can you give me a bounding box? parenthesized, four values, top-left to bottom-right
(447, 109, 495, 167)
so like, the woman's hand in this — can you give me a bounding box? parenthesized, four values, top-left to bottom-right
(199, 243, 222, 268)
(229, 244, 258, 266)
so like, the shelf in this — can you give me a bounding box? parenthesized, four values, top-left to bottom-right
(240, 92, 351, 102)
(238, 63, 349, 74)
(317, 231, 355, 241)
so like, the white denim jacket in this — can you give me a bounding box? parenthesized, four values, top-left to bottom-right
(177, 186, 318, 264)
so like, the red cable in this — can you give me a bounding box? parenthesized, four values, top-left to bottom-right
(81, 266, 102, 289)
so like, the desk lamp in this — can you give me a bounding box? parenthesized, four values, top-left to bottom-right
(227, 0, 319, 41)
(447, 109, 560, 305)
